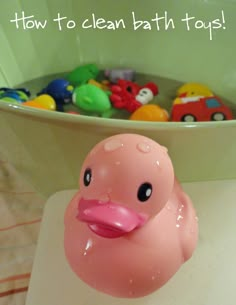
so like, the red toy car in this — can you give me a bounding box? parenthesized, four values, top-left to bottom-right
(171, 96, 233, 122)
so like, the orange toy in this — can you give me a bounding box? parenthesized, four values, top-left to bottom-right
(22, 101, 47, 109)
(130, 104, 169, 122)
(88, 79, 110, 91)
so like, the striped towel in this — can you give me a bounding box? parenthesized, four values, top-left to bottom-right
(0, 153, 45, 304)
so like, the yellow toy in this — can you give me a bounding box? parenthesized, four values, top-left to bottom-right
(129, 104, 169, 122)
(88, 79, 110, 91)
(33, 95, 56, 110)
(177, 83, 214, 98)
(23, 95, 56, 110)
(174, 83, 214, 105)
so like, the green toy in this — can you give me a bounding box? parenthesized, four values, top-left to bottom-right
(72, 84, 115, 118)
(67, 64, 99, 86)
(0, 97, 19, 104)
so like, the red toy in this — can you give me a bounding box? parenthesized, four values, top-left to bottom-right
(66, 111, 80, 115)
(110, 80, 158, 113)
(110, 80, 140, 113)
(171, 96, 233, 122)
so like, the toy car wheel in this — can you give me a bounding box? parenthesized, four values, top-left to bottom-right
(211, 112, 226, 121)
(181, 114, 196, 122)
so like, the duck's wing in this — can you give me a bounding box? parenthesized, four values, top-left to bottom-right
(173, 178, 199, 262)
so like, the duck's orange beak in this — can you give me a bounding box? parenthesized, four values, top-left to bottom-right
(77, 198, 147, 238)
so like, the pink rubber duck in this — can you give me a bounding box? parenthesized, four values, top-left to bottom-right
(64, 134, 198, 298)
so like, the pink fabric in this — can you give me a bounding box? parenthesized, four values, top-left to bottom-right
(0, 153, 45, 304)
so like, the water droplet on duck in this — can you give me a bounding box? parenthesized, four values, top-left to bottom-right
(156, 160, 160, 166)
(137, 142, 151, 153)
(151, 275, 156, 280)
(178, 204, 185, 212)
(104, 139, 124, 152)
(161, 146, 168, 153)
(177, 215, 184, 221)
(83, 209, 90, 216)
(195, 216, 199, 222)
(176, 207, 184, 228)
(129, 279, 133, 284)
(98, 194, 110, 203)
(115, 161, 121, 166)
(83, 238, 93, 256)
(85, 238, 93, 250)
(166, 205, 171, 211)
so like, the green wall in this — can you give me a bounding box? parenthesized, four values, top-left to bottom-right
(0, 0, 235, 101)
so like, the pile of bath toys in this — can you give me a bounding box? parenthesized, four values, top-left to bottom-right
(0, 64, 234, 122)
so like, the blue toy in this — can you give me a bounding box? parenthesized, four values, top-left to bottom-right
(0, 87, 30, 103)
(39, 79, 74, 112)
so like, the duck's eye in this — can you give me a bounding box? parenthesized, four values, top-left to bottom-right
(137, 183, 152, 202)
(84, 168, 92, 187)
